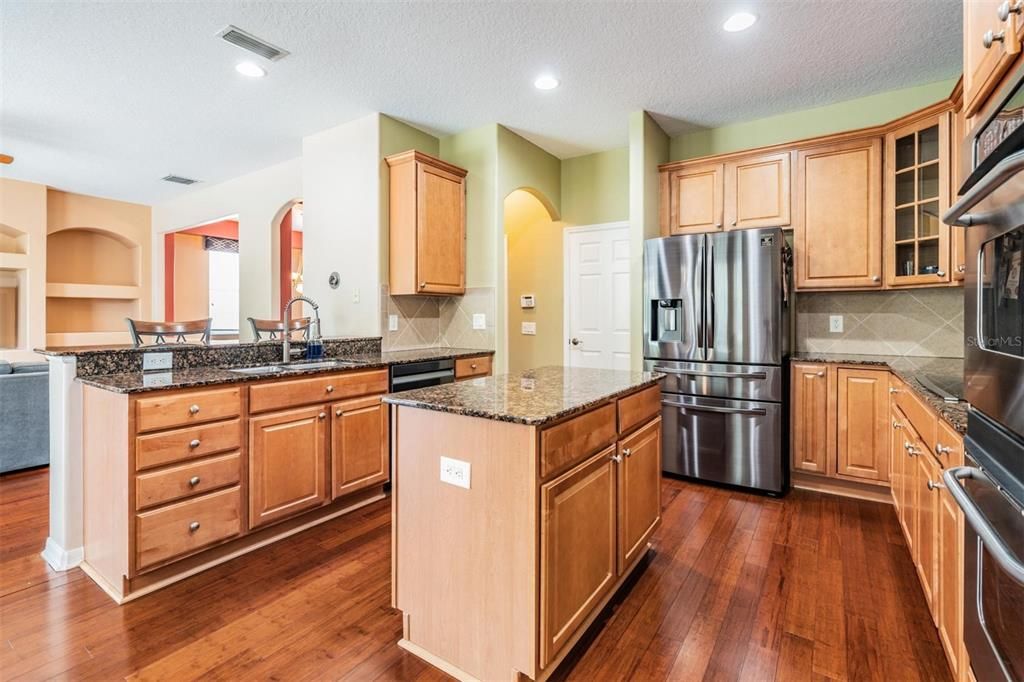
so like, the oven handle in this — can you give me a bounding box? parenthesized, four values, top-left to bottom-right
(943, 148, 1024, 227)
(652, 366, 767, 380)
(660, 399, 767, 417)
(943, 466, 1024, 584)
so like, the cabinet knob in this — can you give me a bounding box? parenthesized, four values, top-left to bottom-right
(335, 408, 343, 417)
(189, 438, 201, 448)
(189, 404, 200, 415)
(871, 275, 880, 282)
(610, 453, 623, 463)
(893, 420, 903, 429)
(936, 443, 952, 455)
(470, 363, 478, 369)
(927, 480, 945, 491)
(188, 521, 200, 533)
(623, 448, 633, 458)
(934, 270, 946, 278)
(188, 476, 200, 487)
(957, 264, 966, 273)
(816, 371, 825, 377)
(318, 412, 326, 420)
(714, 223, 722, 229)
(325, 385, 334, 393)
(731, 220, 737, 226)
(998, 0, 1022, 21)
(419, 282, 426, 290)
(889, 387, 899, 394)
(984, 29, 1006, 48)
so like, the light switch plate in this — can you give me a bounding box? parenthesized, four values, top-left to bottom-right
(472, 313, 486, 330)
(440, 456, 471, 489)
(143, 352, 172, 371)
(388, 314, 399, 331)
(521, 321, 537, 335)
(829, 315, 844, 333)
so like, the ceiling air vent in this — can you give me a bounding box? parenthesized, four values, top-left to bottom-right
(162, 174, 201, 185)
(217, 25, 290, 61)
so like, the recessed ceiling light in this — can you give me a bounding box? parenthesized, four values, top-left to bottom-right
(534, 75, 560, 91)
(235, 61, 267, 78)
(723, 12, 757, 32)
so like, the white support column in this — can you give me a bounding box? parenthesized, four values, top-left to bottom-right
(41, 355, 85, 571)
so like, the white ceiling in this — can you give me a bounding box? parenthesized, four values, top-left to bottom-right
(1, 1, 961, 206)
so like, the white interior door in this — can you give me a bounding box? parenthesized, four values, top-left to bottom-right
(565, 224, 631, 370)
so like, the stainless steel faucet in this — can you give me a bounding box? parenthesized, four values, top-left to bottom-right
(282, 295, 321, 363)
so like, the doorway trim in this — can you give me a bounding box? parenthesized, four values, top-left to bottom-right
(562, 221, 630, 367)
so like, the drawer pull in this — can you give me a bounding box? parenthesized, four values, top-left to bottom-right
(188, 476, 201, 487)
(188, 521, 200, 533)
(471, 363, 478, 370)
(325, 385, 334, 393)
(189, 404, 200, 415)
(189, 438, 201, 448)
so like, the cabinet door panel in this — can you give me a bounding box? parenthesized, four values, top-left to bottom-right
(791, 363, 829, 474)
(915, 448, 939, 617)
(540, 446, 617, 668)
(836, 368, 889, 482)
(417, 163, 465, 294)
(332, 395, 388, 499)
(937, 484, 963, 676)
(963, 0, 1019, 117)
(249, 405, 328, 529)
(795, 138, 882, 289)
(668, 163, 724, 235)
(618, 418, 661, 570)
(725, 151, 791, 229)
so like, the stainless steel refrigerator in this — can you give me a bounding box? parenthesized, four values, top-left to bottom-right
(643, 227, 788, 494)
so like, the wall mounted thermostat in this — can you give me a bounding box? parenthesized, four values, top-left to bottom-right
(520, 294, 535, 309)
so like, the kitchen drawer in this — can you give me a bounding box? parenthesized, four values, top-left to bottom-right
(135, 485, 242, 572)
(617, 385, 660, 436)
(935, 420, 964, 469)
(455, 354, 492, 379)
(135, 387, 241, 433)
(135, 452, 241, 510)
(135, 418, 242, 471)
(894, 383, 937, 453)
(539, 402, 617, 480)
(248, 369, 388, 413)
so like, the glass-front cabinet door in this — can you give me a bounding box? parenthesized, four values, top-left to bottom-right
(885, 112, 952, 286)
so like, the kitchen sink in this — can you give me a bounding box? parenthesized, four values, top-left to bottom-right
(228, 365, 286, 375)
(228, 359, 364, 375)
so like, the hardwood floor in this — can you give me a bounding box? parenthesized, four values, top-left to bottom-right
(0, 468, 950, 681)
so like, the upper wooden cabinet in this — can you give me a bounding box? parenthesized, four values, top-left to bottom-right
(884, 112, 952, 287)
(662, 162, 724, 235)
(387, 150, 467, 296)
(794, 137, 883, 290)
(963, 0, 1020, 118)
(660, 151, 791, 236)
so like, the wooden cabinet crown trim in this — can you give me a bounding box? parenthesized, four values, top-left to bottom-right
(384, 149, 468, 178)
(659, 98, 958, 173)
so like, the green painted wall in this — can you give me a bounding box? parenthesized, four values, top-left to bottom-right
(629, 111, 668, 371)
(560, 147, 629, 225)
(669, 78, 958, 161)
(497, 125, 562, 217)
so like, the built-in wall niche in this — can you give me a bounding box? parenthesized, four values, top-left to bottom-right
(0, 224, 28, 255)
(47, 228, 140, 286)
(0, 270, 24, 350)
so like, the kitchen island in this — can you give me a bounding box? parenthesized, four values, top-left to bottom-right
(385, 366, 664, 682)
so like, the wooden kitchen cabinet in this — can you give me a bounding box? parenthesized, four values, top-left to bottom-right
(454, 354, 492, 380)
(724, 150, 792, 229)
(540, 446, 618, 668)
(963, 0, 1020, 117)
(794, 137, 883, 289)
(914, 443, 940, 616)
(791, 362, 830, 474)
(386, 150, 467, 296)
(937, 480, 965, 676)
(616, 418, 662, 570)
(891, 404, 914, 543)
(836, 367, 889, 483)
(248, 405, 329, 529)
(661, 162, 724, 235)
(331, 395, 388, 499)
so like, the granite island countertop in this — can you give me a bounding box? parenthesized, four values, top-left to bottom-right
(77, 347, 494, 394)
(791, 352, 967, 433)
(383, 365, 664, 426)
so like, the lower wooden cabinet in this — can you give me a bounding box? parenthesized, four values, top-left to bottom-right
(791, 363, 829, 474)
(331, 395, 388, 499)
(454, 354, 492, 380)
(540, 445, 618, 668)
(836, 368, 889, 482)
(914, 445, 940, 613)
(937, 482, 964, 676)
(617, 418, 662, 569)
(249, 405, 329, 529)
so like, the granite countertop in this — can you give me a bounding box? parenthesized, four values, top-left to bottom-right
(383, 366, 664, 426)
(77, 347, 494, 394)
(791, 352, 967, 433)
(35, 336, 378, 357)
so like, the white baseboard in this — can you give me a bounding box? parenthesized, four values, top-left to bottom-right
(41, 537, 84, 571)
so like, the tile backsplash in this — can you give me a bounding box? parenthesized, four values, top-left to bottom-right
(794, 288, 964, 358)
(381, 285, 495, 351)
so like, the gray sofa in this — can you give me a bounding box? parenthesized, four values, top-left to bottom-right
(0, 360, 49, 474)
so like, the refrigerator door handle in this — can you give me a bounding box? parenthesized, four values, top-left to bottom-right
(651, 366, 767, 380)
(695, 235, 706, 360)
(661, 398, 767, 417)
(705, 236, 715, 353)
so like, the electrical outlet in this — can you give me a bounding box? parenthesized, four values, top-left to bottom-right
(472, 313, 486, 330)
(388, 314, 399, 331)
(829, 315, 844, 333)
(143, 352, 172, 371)
(521, 321, 537, 335)
(440, 456, 471, 489)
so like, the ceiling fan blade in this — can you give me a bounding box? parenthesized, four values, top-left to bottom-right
(0, 154, 13, 165)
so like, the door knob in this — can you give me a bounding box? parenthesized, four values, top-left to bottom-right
(570, 337, 581, 346)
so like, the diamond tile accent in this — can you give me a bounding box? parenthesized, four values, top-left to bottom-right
(381, 285, 495, 351)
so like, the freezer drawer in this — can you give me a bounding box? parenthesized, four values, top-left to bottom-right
(645, 358, 782, 402)
(660, 393, 783, 493)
